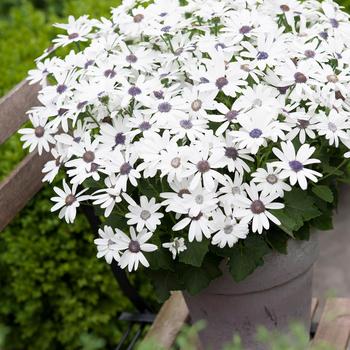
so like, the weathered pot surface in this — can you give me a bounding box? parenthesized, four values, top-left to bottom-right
(183, 234, 319, 350)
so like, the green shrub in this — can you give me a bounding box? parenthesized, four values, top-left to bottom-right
(0, 1, 149, 349)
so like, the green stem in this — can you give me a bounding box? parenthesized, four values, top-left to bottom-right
(322, 158, 348, 181)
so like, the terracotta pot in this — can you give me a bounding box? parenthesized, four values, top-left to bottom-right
(183, 235, 319, 350)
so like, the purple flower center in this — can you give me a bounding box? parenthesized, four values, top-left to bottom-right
(133, 14, 144, 23)
(171, 157, 181, 168)
(178, 188, 190, 198)
(200, 77, 209, 84)
(225, 110, 238, 121)
(83, 151, 95, 163)
(328, 122, 337, 132)
(289, 160, 304, 172)
(68, 33, 79, 40)
(160, 12, 168, 17)
(120, 162, 132, 175)
(196, 160, 210, 173)
(180, 119, 193, 129)
(128, 86, 142, 96)
(257, 51, 269, 60)
(215, 43, 226, 50)
(104, 69, 116, 79)
(34, 126, 45, 138)
(126, 54, 138, 63)
(139, 121, 151, 131)
(249, 128, 263, 138)
(239, 25, 252, 34)
(266, 174, 278, 184)
(161, 26, 171, 33)
(84, 60, 94, 69)
(153, 90, 164, 99)
(174, 48, 184, 56)
(77, 101, 87, 110)
(216, 77, 229, 90)
(250, 200, 265, 214)
(319, 31, 328, 40)
(65, 194, 76, 206)
(280, 4, 290, 11)
(56, 84, 67, 94)
(158, 102, 172, 113)
(277, 86, 289, 94)
(298, 119, 310, 129)
(140, 210, 151, 220)
(224, 225, 234, 234)
(115, 132, 126, 146)
(128, 240, 141, 253)
(304, 50, 316, 58)
(225, 147, 238, 160)
(90, 163, 99, 172)
(294, 72, 307, 83)
(330, 18, 339, 28)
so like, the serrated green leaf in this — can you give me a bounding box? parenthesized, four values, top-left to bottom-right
(312, 185, 334, 203)
(179, 239, 209, 267)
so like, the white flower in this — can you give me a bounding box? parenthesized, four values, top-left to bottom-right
(50, 180, 90, 223)
(124, 194, 164, 232)
(118, 227, 158, 272)
(210, 209, 249, 248)
(272, 141, 322, 190)
(235, 183, 284, 234)
(162, 237, 187, 259)
(94, 226, 121, 264)
(251, 164, 292, 198)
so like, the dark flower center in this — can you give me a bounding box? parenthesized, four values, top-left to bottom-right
(328, 122, 337, 132)
(139, 121, 151, 131)
(58, 108, 68, 116)
(120, 162, 132, 175)
(200, 77, 209, 84)
(171, 157, 181, 168)
(115, 132, 126, 146)
(133, 14, 144, 23)
(65, 194, 76, 206)
(56, 84, 67, 94)
(266, 174, 278, 184)
(224, 225, 234, 234)
(68, 33, 79, 40)
(225, 147, 238, 160)
(280, 4, 290, 11)
(161, 26, 171, 33)
(196, 160, 210, 173)
(215, 43, 226, 50)
(104, 69, 116, 79)
(335, 91, 345, 100)
(250, 200, 265, 214)
(140, 210, 151, 220)
(240, 64, 250, 72)
(180, 119, 193, 129)
(195, 194, 204, 204)
(84, 60, 94, 69)
(298, 119, 310, 129)
(294, 72, 307, 83)
(192, 212, 203, 221)
(249, 128, 263, 138)
(34, 126, 45, 138)
(257, 51, 269, 60)
(277, 86, 289, 94)
(126, 54, 138, 63)
(215, 77, 229, 90)
(289, 160, 304, 172)
(304, 50, 316, 58)
(191, 99, 202, 111)
(90, 163, 99, 172)
(77, 101, 87, 110)
(319, 31, 328, 40)
(158, 102, 172, 113)
(83, 151, 95, 163)
(128, 240, 141, 253)
(239, 25, 252, 34)
(153, 90, 164, 99)
(327, 74, 338, 83)
(128, 86, 142, 96)
(330, 18, 339, 28)
(178, 188, 190, 198)
(225, 110, 238, 121)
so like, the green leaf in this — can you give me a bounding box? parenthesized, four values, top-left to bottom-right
(179, 240, 209, 267)
(146, 247, 174, 271)
(312, 185, 334, 203)
(312, 214, 333, 231)
(266, 229, 289, 254)
(182, 267, 212, 295)
(229, 235, 270, 282)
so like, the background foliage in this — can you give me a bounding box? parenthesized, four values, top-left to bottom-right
(0, 0, 350, 349)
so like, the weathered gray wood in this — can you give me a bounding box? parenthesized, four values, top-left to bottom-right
(313, 298, 350, 350)
(0, 150, 51, 232)
(0, 80, 40, 145)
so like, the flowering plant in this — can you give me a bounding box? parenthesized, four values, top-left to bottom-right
(21, 0, 350, 300)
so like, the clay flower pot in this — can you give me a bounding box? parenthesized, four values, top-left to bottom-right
(184, 235, 319, 349)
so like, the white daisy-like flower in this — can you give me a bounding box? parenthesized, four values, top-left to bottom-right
(118, 227, 158, 272)
(272, 141, 322, 190)
(235, 183, 284, 234)
(94, 226, 121, 264)
(251, 164, 292, 198)
(124, 194, 164, 232)
(162, 237, 187, 259)
(50, 180, 90, 223)
(210, 209, 249, 248)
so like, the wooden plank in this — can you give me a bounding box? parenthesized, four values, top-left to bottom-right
(0, 150, 51, 232)
(145, 291, 190, 349)
(0, 80, 40, 145)
(313, 298, 350, 350)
